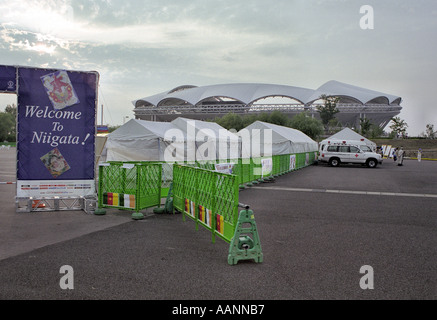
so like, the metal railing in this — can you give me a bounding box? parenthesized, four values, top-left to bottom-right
(133, 103, 402, 116)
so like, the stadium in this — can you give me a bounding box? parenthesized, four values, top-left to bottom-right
(132, 80, 402, 130)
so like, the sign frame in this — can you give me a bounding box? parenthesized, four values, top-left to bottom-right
(1, 65, 100, 212)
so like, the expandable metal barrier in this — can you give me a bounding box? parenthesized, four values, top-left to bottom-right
(94, 151, 317, 264)
(95, 162, 162, 220)
(172, 164, 263, 265)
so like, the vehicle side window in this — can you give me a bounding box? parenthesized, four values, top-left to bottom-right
(350, 146, 360, 153)
(338, 146, 349, 152)
(327, 146, 337, 152)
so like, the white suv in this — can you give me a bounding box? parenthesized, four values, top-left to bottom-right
(318, 143, 383, 168)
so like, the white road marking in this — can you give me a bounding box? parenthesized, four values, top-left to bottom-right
(251, 186, 437, 198)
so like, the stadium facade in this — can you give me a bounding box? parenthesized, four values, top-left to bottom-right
(132, 80, 402, 130)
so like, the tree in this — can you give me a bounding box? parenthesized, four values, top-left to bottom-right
(213, 110, 323, 139)
(289, 112, 324, 140)
(215, 112, 244, 131)
(5, 104, 17, 117)
(214, 111, 292, 131)
(0, 104, 16, 142)
(327, 118, 341, 135)
(316, 94, 340, 127)
(242, 114, 259, 128)
(368, 124, 384, 139)
(425, 124, 435, 139)
(267, 110, 291, 127)
(359, 118, 372, 137)
(108, 125, 121, 133)
(389, 117, 408, 138)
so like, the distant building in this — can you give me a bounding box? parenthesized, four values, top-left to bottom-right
(97, 125, 109, 134)
(132, 80, 402, 130)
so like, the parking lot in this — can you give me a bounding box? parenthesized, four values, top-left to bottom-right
(0, 147, 436, 300)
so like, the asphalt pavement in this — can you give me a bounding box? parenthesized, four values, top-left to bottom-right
(0, 147, 436, 300)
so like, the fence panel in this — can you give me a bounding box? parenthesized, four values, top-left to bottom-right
(272, 155, 280, 175)
(195, 168, 216, 231)
(172, 164, 185, 213)
(137, 163, 162, 209)
(241, 158, 251, 184)
(173, 165, 239, 243)
(214, 172, 239, 241)
(98, 162, 162, 213)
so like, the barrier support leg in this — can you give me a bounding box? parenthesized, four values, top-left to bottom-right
(94, 208, 106, 215)
(132, 211, 144, 220)
(228, 208, 263, 265)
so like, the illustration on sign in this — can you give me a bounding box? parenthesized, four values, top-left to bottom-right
(215, 163, 234, 174)
(41, 70, 80, 110)
(261, 158, 272, 177)
(290, 154, 296, 170)
(40, 147, 71, 178)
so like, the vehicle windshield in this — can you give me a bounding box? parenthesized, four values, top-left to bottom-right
(361, 146, 372, 152)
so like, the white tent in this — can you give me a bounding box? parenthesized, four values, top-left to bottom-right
(238, 121, 318, 158)
(105, 117, 240, 163)
(171, 117, 240, 161)
(322, 128, 377, 151)
(105, 119, 190, 162)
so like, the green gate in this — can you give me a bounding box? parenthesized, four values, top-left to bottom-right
(173, 164, 239, 243)
(97, 162, 162, 219)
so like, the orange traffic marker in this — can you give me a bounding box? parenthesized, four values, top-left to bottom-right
(32, 200, 46, 208)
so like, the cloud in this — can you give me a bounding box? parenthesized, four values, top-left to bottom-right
(0, 0, 436, 134)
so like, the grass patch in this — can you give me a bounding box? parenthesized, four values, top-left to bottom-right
(0, 142, 16, 147)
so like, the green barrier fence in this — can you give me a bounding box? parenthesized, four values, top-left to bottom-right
(96, 152, 317, 263)
(102, 161, 173, 198)
(232, 151, 318, 187)
(97, 162, 162, 219)
(175, 151, 317, 190)
(96, 151, 317, 218)
(173, 164, 239, 243)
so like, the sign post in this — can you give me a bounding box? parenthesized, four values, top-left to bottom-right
(8, 66, 99, 212)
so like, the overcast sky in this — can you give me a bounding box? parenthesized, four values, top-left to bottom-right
(1, 0, 436, 135)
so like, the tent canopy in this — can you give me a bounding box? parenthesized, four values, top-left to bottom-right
(109, 119, 184, 141)
(105, 118, 317, 162)
(105, 119, 189, 162)
(238, 121, 318, 157)
(321, 127, 377, 150)
(171, 117, 237, 141)
(171, 117, 240, 160)
(105, 117, 240, 162)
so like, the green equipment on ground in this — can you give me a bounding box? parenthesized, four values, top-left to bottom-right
(228, 204, 263, 265)
(153, 183, 173, 214)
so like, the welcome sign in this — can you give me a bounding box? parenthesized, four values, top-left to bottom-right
(16, 67, 99, 198)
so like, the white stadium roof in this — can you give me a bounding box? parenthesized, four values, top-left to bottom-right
(133, 80, 402, 107)
(311, 80, 402, 105)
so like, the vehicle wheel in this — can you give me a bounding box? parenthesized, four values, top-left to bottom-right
(329, 158, 340, 167)
(366, 159, 377, 168)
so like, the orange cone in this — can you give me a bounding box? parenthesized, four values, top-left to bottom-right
(32, 200, 46, 208)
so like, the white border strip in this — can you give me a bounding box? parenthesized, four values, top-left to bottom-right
(251, 186, 437, 198)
